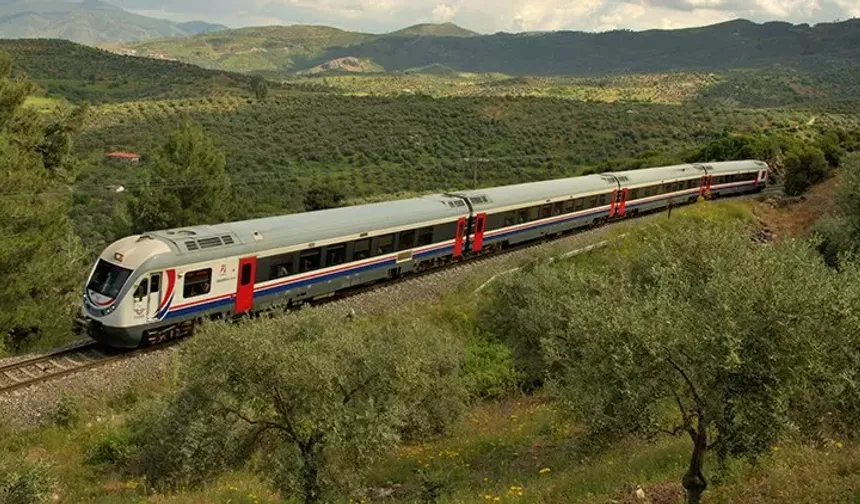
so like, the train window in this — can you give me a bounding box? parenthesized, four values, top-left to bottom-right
(552, 202, 564, 216)
(596, 194, 608, 207)
(516, 208, 529, 224)
(417, 227, 435, 246)
(503, 212, 516, 227)
(133, 280, 148, 301)
(241, 263, 252, 286)
(376, 234, 395, 255)
(397, 230, 416, 251)
(573, 198, 585, 211)
(326, 244, 347, 266)
(299, 249, 321, 273)
(183, 269, 211, 298)
(585, 196, 597, 209)
(528, 206, 540, 221)
(270, 256, 294, 280)
(563, 200, 574, 214)
(353, 239, 371, 261)
(540, 204, 552, 219)
(150, 275, 160, 293)
(436, 222, 457, 241)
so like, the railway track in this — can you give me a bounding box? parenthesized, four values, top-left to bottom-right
(0, 342, 143, 394)
(0, 187, 783, 395)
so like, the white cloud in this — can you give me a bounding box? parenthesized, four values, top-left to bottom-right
(432, 3, 458, 22)
(833, 0, 860, 16)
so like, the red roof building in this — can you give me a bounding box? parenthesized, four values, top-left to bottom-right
(106, 151, 140, 163)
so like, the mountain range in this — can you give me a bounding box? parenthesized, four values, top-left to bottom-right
(132, 19, 860, 76)
(0, 0, 226, 45)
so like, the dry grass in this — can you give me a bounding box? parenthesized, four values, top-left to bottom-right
(753, 174, 840, 239)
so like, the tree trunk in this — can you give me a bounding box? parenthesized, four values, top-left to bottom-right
(301, 444, 322, 504)
(682, 424, 708, 504)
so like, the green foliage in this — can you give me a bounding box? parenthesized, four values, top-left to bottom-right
(0, 40, 262, 104)
(0, 461, 57, 504)
(86, 428, 136, 466)
(784, 146, 829, 196)
(812, 153, 860, 267)
(127, 121, 233, 233)
(686, 133, 780, 164)
(251, 75, 269, 100)
(481, 212, 860, 502)
(463, 339, 520, 399)
(132, 311, 465, 502)
(0, 50, 85, 351)
(48, 396, 82, 429)
(303, 185, 345, 211)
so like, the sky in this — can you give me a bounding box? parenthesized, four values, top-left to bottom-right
(107, 0, 860, 33)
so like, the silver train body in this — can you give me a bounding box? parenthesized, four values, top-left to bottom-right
(80, 160, 769, 348)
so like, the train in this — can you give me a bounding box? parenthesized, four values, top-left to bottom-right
(79, 160, 769, 348)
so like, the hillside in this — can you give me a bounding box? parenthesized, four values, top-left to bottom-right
(135, 18, 860, 76)
(0, 0, 226, 45)
(0, 39, 259, 103)
(389, 22, 478, 37)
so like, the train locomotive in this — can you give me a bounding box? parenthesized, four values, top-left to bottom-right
(79, 160, 769, 348)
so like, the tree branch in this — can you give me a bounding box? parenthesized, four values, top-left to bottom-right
(341, 372, 382, 405)
(667, 355, 703, 409)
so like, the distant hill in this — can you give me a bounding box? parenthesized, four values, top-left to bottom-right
(389, 23, 478, 38)
(134, 19, 860, 76)
(0, 0, 227, 45)
(0, 38, 257, 103)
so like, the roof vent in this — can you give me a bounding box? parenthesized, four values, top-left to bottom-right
(469, 195, 490, 204)
(185, 240, 200, 251)
(197, 237, 223, 249)
(221, 235, 235, 245)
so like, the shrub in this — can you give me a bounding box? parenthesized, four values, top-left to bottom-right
(86, 428, 136, 466)
(784, 146, 829, 196)
(132, 311, 466, 503)
(462, 339, 520, 399)
(48, 396, 81, 429)
(0, 461, 57, 504)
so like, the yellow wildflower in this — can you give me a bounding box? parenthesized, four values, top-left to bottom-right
(539, 467, 551, 474)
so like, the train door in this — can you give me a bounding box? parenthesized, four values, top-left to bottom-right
(755, 169, 768, 187)
(609, 189, 619, 218)
(471, 213, 487, 253)
(146, 273, 162, 322)
(235, 257, 257, 314)
(453, 217, 467, 258)
(617, 188, 629, 216)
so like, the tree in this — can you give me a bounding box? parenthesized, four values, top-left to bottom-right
(127, 122, 233, 233)
(0, 50, 85, 352)
(250, 75, 269, 100)
(304, 185, 345, 211)
(783, 146, 828, 196)
(133, 311, 465, 502)
(482, 214, 860, 504)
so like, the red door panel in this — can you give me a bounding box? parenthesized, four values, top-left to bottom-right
(453, 217, 467, 258)
(618, 188, 629, 216)
(609, 189, 618, 218)
(472, 213, 488, 253)
(235, 257, 257, 314)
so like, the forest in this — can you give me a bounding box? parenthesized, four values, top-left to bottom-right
(2, 28, 860, 503)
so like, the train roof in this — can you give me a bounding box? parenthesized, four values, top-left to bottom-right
(453, 174, 617, 210)
(147, 194, 470, 257)
(703, 159, 768, 174)
(610, 160, 765, 187)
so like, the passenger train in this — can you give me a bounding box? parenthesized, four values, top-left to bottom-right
(79, 160, 769, 348)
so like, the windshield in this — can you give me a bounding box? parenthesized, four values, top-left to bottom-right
(87, 259, 133, 299)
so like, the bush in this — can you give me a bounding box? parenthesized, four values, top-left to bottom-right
(132, 311, 466, 503)
(86, 428, 136, 466)
(48, 396, 81, 429)
(784, 146, 829, 196)
(462, 339, 520, 399)
(0, 461, 57, 504)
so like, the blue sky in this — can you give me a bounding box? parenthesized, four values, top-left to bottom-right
(107, 0, 860, 33)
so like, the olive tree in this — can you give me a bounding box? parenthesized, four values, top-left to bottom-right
(483, 216, 860, 504)
(134, 311, 465, 503)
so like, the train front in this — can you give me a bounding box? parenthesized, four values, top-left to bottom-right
(78, 234, 172, 348)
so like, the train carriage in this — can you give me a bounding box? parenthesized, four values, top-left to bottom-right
(81, 160, 770, 349)
(83, 195, 471, 347)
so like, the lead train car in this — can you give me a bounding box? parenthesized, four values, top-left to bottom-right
(81, 160, 768, 348)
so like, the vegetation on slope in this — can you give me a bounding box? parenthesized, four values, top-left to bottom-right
(133, 18, 860, 76)
(0, 39, 262, 103)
